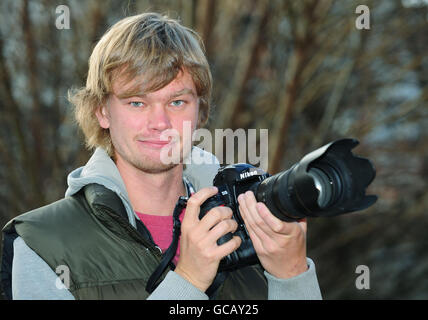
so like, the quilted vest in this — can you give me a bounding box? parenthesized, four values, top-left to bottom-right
(2, 183, 268, 299)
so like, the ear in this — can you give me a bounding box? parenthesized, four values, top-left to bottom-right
(95, 105, 110, 129)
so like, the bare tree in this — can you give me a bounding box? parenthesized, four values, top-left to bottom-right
(0, 0, 427, 299)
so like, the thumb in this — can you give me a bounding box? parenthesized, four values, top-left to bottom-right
(183, 186, 218, 224)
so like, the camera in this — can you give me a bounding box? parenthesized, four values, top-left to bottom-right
(198, 138, 378, 272)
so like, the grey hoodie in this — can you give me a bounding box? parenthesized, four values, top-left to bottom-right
(12, 147, 322, 300)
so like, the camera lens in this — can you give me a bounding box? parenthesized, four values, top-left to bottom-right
(307, 164, 343, 209)
(307, 167, 332, 208)
(253, 139, 377, 222)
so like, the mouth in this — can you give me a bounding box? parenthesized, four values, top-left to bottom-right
(138, 140, 172, 148)
(137, 135, 182, 150)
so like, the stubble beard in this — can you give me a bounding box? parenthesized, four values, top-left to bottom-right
(132, 154, 179, 174)
(117, 140, 189, 175)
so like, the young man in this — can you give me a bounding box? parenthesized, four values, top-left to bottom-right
(1, 12, 322, 300)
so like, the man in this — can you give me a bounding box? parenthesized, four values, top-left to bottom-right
(1, 12, 322, 300)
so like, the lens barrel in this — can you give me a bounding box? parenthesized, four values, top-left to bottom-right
(255, 139, 377, 221)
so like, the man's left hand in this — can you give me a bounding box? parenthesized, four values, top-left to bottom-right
(237, 191, 308, 279)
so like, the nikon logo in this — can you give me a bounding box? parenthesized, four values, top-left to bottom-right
(240, 171, 258, 179)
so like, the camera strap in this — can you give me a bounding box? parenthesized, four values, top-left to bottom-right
(146, 178, 229, 297)
(145, 195, 187, 294)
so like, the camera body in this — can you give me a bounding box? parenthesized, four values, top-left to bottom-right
(199, 164, 269, 271)
(198, 138, 377, 272)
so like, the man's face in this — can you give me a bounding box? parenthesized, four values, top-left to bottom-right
(96, 69, 199, 174)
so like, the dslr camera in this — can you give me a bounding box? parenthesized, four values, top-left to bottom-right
(198, 138, 377, 272)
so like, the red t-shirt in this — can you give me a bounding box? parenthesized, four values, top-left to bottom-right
(135, 209, 185, 265)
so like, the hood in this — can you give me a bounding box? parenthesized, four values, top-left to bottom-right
(65, 146, 220, 228)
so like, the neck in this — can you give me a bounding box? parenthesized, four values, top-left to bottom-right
(116, 159, 186, 217)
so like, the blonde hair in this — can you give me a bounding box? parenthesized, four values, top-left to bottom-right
(69, 12, 212, 156)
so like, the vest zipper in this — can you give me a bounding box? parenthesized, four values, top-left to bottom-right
(101, 206, 175, 270)
(135, 221, 177, 270)
(98, 206, 164, 260)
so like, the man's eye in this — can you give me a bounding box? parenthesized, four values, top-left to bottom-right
(171, 100, 185, 107)
(130, 101, 144, 108)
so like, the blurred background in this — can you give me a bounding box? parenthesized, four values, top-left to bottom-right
(0, 0, 427, 299)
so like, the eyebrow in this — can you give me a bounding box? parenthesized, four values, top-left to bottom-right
(117, 88, 196, 100)
(169, 88, 197, 99)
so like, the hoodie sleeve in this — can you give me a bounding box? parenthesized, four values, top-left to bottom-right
(147, 271, 209, 300)
(264, 258, 323, 300)
(12, 237, 75, 300)
(12, 237, 207, 300)
(148, 259, 322, 300)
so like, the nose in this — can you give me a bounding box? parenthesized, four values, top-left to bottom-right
(147, 105, 171, 132)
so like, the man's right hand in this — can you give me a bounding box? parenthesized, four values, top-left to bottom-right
(174, 186, 242, 292)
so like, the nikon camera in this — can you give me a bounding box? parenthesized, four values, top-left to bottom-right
(198, 138, 378, 272)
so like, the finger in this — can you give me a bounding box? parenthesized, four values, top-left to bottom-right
(184, 186, 218, 225)
(242, 191, 298, 236)
(238, 198, 272, 254)
(240, 191, 277, 237)
(214, 235, 242, 259)
(297, 218, 308, 234)
(256, 202, 296, 235)
(239, 192, 296, 256)
(237, 192, 268, 245)
(200, 206, 234, 232)
(206, 218, 238, 243)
